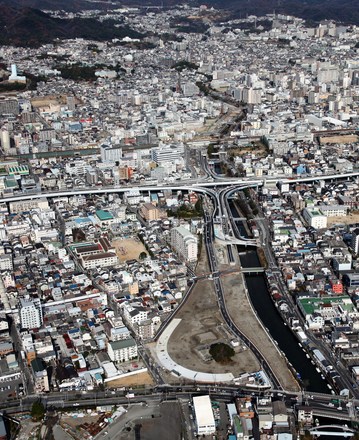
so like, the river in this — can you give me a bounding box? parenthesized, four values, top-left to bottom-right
(238, 248, 330, 394)
(228, 193, 330, 393)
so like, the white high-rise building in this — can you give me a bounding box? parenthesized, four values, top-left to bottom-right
(302, 208, 327, 229)
(100, 144, 122, 164)
(171, 226, 198, 262)
(8, 64, 26, 83)
(19, 297, 43, 329)
(351, 228, 359, 254)
(151, 144, 184, 165)
(107, 338, 138, 362)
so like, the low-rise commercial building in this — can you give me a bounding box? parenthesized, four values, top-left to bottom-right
(193, 395, 216, 436)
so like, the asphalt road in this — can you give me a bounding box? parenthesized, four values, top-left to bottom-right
(203, 209, 282, 390)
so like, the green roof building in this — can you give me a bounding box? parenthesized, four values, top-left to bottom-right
(96, 209, 114, 221)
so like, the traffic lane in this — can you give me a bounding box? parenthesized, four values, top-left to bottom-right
(214, 281, 281, 389)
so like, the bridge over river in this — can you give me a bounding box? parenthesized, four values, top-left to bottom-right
(309, 424, 355, 437)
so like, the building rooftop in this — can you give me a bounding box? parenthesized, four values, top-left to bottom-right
(110, 337, 136, 350)
(96, 210, 114, 221)
(193, 395, 215, 428)
(298, 295, 354, 315)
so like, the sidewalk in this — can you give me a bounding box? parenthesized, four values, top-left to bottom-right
(156, 319, 234, 383)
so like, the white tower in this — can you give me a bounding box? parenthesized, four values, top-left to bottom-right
(8, 63, 26, 83)
(11, 64, 17, 77)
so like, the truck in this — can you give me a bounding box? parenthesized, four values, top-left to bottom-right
(126, 393, 135, 399)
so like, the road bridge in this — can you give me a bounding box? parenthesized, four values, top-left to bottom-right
(309, 425, 355, 437)
(311, 408, 354, 421)
(231, 217, 247, 221)
(2, 171, 359, 203)
(241, 267, 265, 274)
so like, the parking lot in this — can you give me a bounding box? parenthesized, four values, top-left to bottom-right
(0, 369, 23, 401)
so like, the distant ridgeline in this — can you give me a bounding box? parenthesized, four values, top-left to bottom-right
(0, 4, 145, 47)
(0, 0, 358, 48)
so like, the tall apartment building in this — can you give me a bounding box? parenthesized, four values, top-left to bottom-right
(351, 228, 359, 254)
(19, 297, 43, 329)
(171, 226, 198, 262)
(140, 202, 161, 221)
(302, 208, 327, 229)
(118, 165, 132, 180)
(31, 357, 50, 392)
(0, 254, 13, 272)
(66, 95, 76, 111)
(100, 144, 122, 163)
(0, 128, 10, 152)
(107, 338, 138, 362)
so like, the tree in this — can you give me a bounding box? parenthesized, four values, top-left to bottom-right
(72, 228, 86, 242)
(195, 198, 203, 216)
(139, 251, 147, 260)
(31, 400, 45, 421)
(209, 343, 235, 364)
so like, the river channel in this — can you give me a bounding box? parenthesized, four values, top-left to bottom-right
(227, 195, 331, 392)
(238, 249, 330, 394)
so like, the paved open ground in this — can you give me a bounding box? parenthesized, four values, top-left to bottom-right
(103, 402, 183, 440)
(53, 425, 74, 440)
(121, 402, 183, 440)
(112, 238, 147, 262)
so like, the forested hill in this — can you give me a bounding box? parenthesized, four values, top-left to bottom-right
(0, 4, 144, 47)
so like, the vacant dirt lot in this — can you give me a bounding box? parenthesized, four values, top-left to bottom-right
(221, 269, 300, 391)
(166, 276, 259, 377)
(106, 371, 154, 388)
(213, 241, 300, 391)
(327, 212, 359, 226)
(149, 233, 299, 390)
(162, 243, 260, 381)
(320, 134, 359, 144)
(112, 237, 147, 262)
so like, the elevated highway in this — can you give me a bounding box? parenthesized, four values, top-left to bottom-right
(3, 167, 359, 398)
(2, 170, 359, 204)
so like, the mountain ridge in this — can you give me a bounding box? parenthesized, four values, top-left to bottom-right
(0, 4, 144, 47)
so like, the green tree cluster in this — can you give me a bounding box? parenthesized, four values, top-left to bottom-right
(209, 343, 235, 364)
(56, 63, 98, 81)
(31, 401, 45, 421)
(171, 60, 199, 72)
